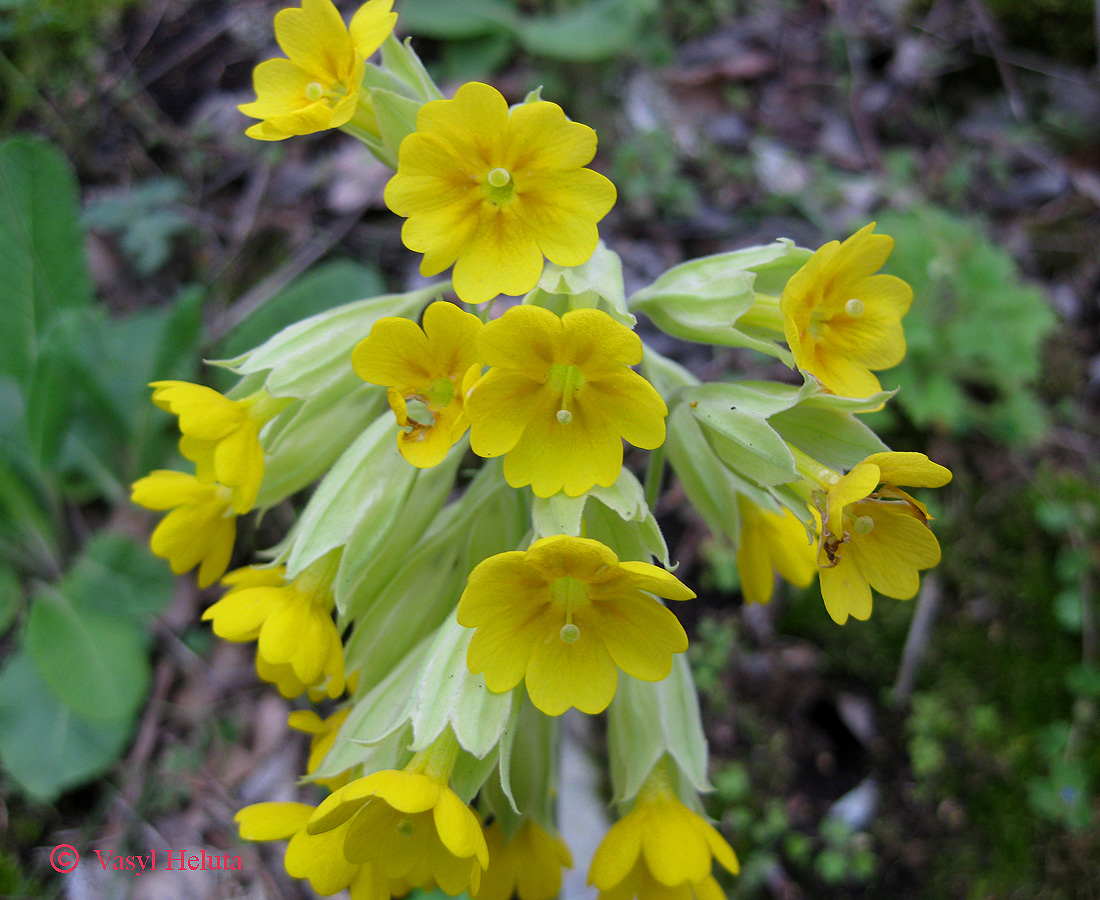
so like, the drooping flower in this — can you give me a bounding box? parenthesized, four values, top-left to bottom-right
(203, 558, 345, 698)
(817, 451, 952, 624)
(236, 801, 411, 900)
(130, 470, 237, 587)
(780, 223, 913, 398)
(735, 497, 818, 605)
(588, 764, 739, 900)
(151, 381, 287, 512)
(289, 706, 354, 790)
(352, 301, 482, 468)
(384, 81, 617, 305)
(465, 306, 666, 498)
(457, 535, 694, 716)
(239, 0, 397, 141)
(478, 819, 573, 900)
(307, 741, 490, 897)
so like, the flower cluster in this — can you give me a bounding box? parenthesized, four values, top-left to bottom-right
(128, 3, 955, 899)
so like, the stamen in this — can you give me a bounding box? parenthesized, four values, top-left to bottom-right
(845, 298, 865, 317)
(854, 515, 875, 535)
(305, 82, 324, 102)
(487, 167, 511, 188)
(556, 409, 573, 424)
(560, 623, 580, 643)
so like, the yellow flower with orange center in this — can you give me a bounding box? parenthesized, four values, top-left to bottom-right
(780, 223, 912, 398)
(239, 0, 397, 141)
(457, 535, 694, 716)
(465, 305, 666, 497)
(352, 300, 482, 468)
(384, 81, 617, 305)
(817, 451, 951, 624)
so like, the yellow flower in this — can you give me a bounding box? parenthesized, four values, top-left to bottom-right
(780, 223, 913, 398)
(477, 820, 572, 900)
(307, 767, 490, 896)
(239, 0, 397, 141)
(588, 771, 738, 900)
(384, 81, 617, 305)
(203, 560, 345, 698)
(151, 381, 285, 512)
(352, 301, 482, 468)
(735, 497, 818, 606)
(465, 306, 666, 498)
(237, 801, 411, 900)
(130, 470, 236, 587)
(457, 535, 694, 716)
(817, 451, 952, 624)
(289, 706, 353, 790)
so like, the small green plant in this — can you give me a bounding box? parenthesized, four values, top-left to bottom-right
(871, 205, 1056, 445)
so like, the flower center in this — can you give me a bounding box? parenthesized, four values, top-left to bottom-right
(483, 167, 515, 206)
(845, 298, 865, 317)
(426, 376, 456, 409)
(556, 409, 573, 424)
(305, 81, 325, 102)
(559, 623, 580, 643)
(853, 514, 875, 535)
(396, 818, 415, 837)
(548, 364, 586, 414)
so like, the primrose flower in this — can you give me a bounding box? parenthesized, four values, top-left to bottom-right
(289, 707, 353, 790)
(384, 81, 617, 305)
(151, 381, 286, 513)
(735, 498, 818, 606)
(239, 0, 397, 141)
(130, 470, 237, 588)
(780, 223, 913, 398)
(478, 820, 573, 900)
(465, 306, 666, 498)
(307, 761, 490, 896)
(457, 535, 693, 716)
(236, 801, 410, 900)
(817, 451, 952, 624)
(588, 767, 738, 900)
(203, 560, 345, 698)
(352, 301, 482, 468)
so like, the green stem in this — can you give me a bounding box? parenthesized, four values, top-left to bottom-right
(736, 293, 786, 334)
(644, 444, 666, 513)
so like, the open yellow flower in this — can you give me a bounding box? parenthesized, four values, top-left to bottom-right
(735, 497, 818, 605)
(457, 535, 694, 716)
(465, 306, 666, 498)
(289, 706, 353, 790)
(588, 765, 738, 900)
(151, 381, 286, 512)
(478, 820, 573, 900)
(203, 560, 345, 698)
(817, 451, 952, 624)
(307, 764, 489, 896)
(384, 81, 617, 304)
(780, 223, 912, 398)
(237, 801, 412, 900)
(352, 301, 482, 468)
(239, 0, 397, 141)
(130, 470, 236, 587)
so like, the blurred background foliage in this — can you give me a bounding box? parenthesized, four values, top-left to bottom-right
(1, 0, 1098, 898)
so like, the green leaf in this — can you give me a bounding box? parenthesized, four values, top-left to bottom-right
(66, 532, 175, 621)
(0, 564, 20, 634)
(397, 0, 517, 39)
(23, 585, 150, 722)
(690, 400, 796, 487)
(0, 136, 93, 386)
(518, 0, 654, 61)
(0, 652, 132, 801)
(218, 259, 386, 363)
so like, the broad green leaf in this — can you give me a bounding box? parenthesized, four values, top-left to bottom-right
(0, 136, 93, 386)
(518, 0, 654, 61)
(690, 400, 796, 487)
(0, 652, 132, 801)
(397, 0, 517, 39)
(770, 403, 889, 471)
(0, 564, 20, 634)
(66, 532, 175, 621)
(24, 585, 150, 722)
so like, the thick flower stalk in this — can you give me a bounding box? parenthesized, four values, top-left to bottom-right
(813, 451, 952, 624)
(384, 81, 617, 304)
(457, 535, 694, 716)
(239, 0, 397, 141)
(203, 557, 346, 698)
(588, 762, 739, 900)
(352, 300, 482, 468)
(130, 470, 237, 587)
(151, 381, 287, 512)
(307, 731, 489, 896)
(735, 497, 818, 605)
(478, 820, 573, 900)
(780, 222, 912, 398)
(465, 306, 666, 498)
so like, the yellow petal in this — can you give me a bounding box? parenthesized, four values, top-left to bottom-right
(349, 0, 397, 56)
(586, 593, 687, 682)
(452, 207, 545, 304)
(588, 814, 643, 889)
(369, 770, 443, 814)
(286, 824, 357, 894)
(520, 168, 616, 268)
(561, 309, 643, 371)
(235, 801, 314, 840)
(735, 511, 777, 605)
(524, 535, 621, 582)
(422, 301, 483, 376)
(506, 99, 598, 170)
(458, 551, 545, 626)
(477, 304, 561, 377)
(238, 58, 314, 119)
(433, 789, 486, 864)
(274, 0, 354, 82)
(131, 470, 208, 510)
(353, 315, 434, 388)
(580, 369, 667, 450)
(825, 463, 880, 536)
(862, 451, 952, 488)
(819, 560, 873, 624)
(640, 802, 710, 886)
(601, 561, 696, 602)
(525, 620, 617, 715)
(467, 370, 549, 458)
